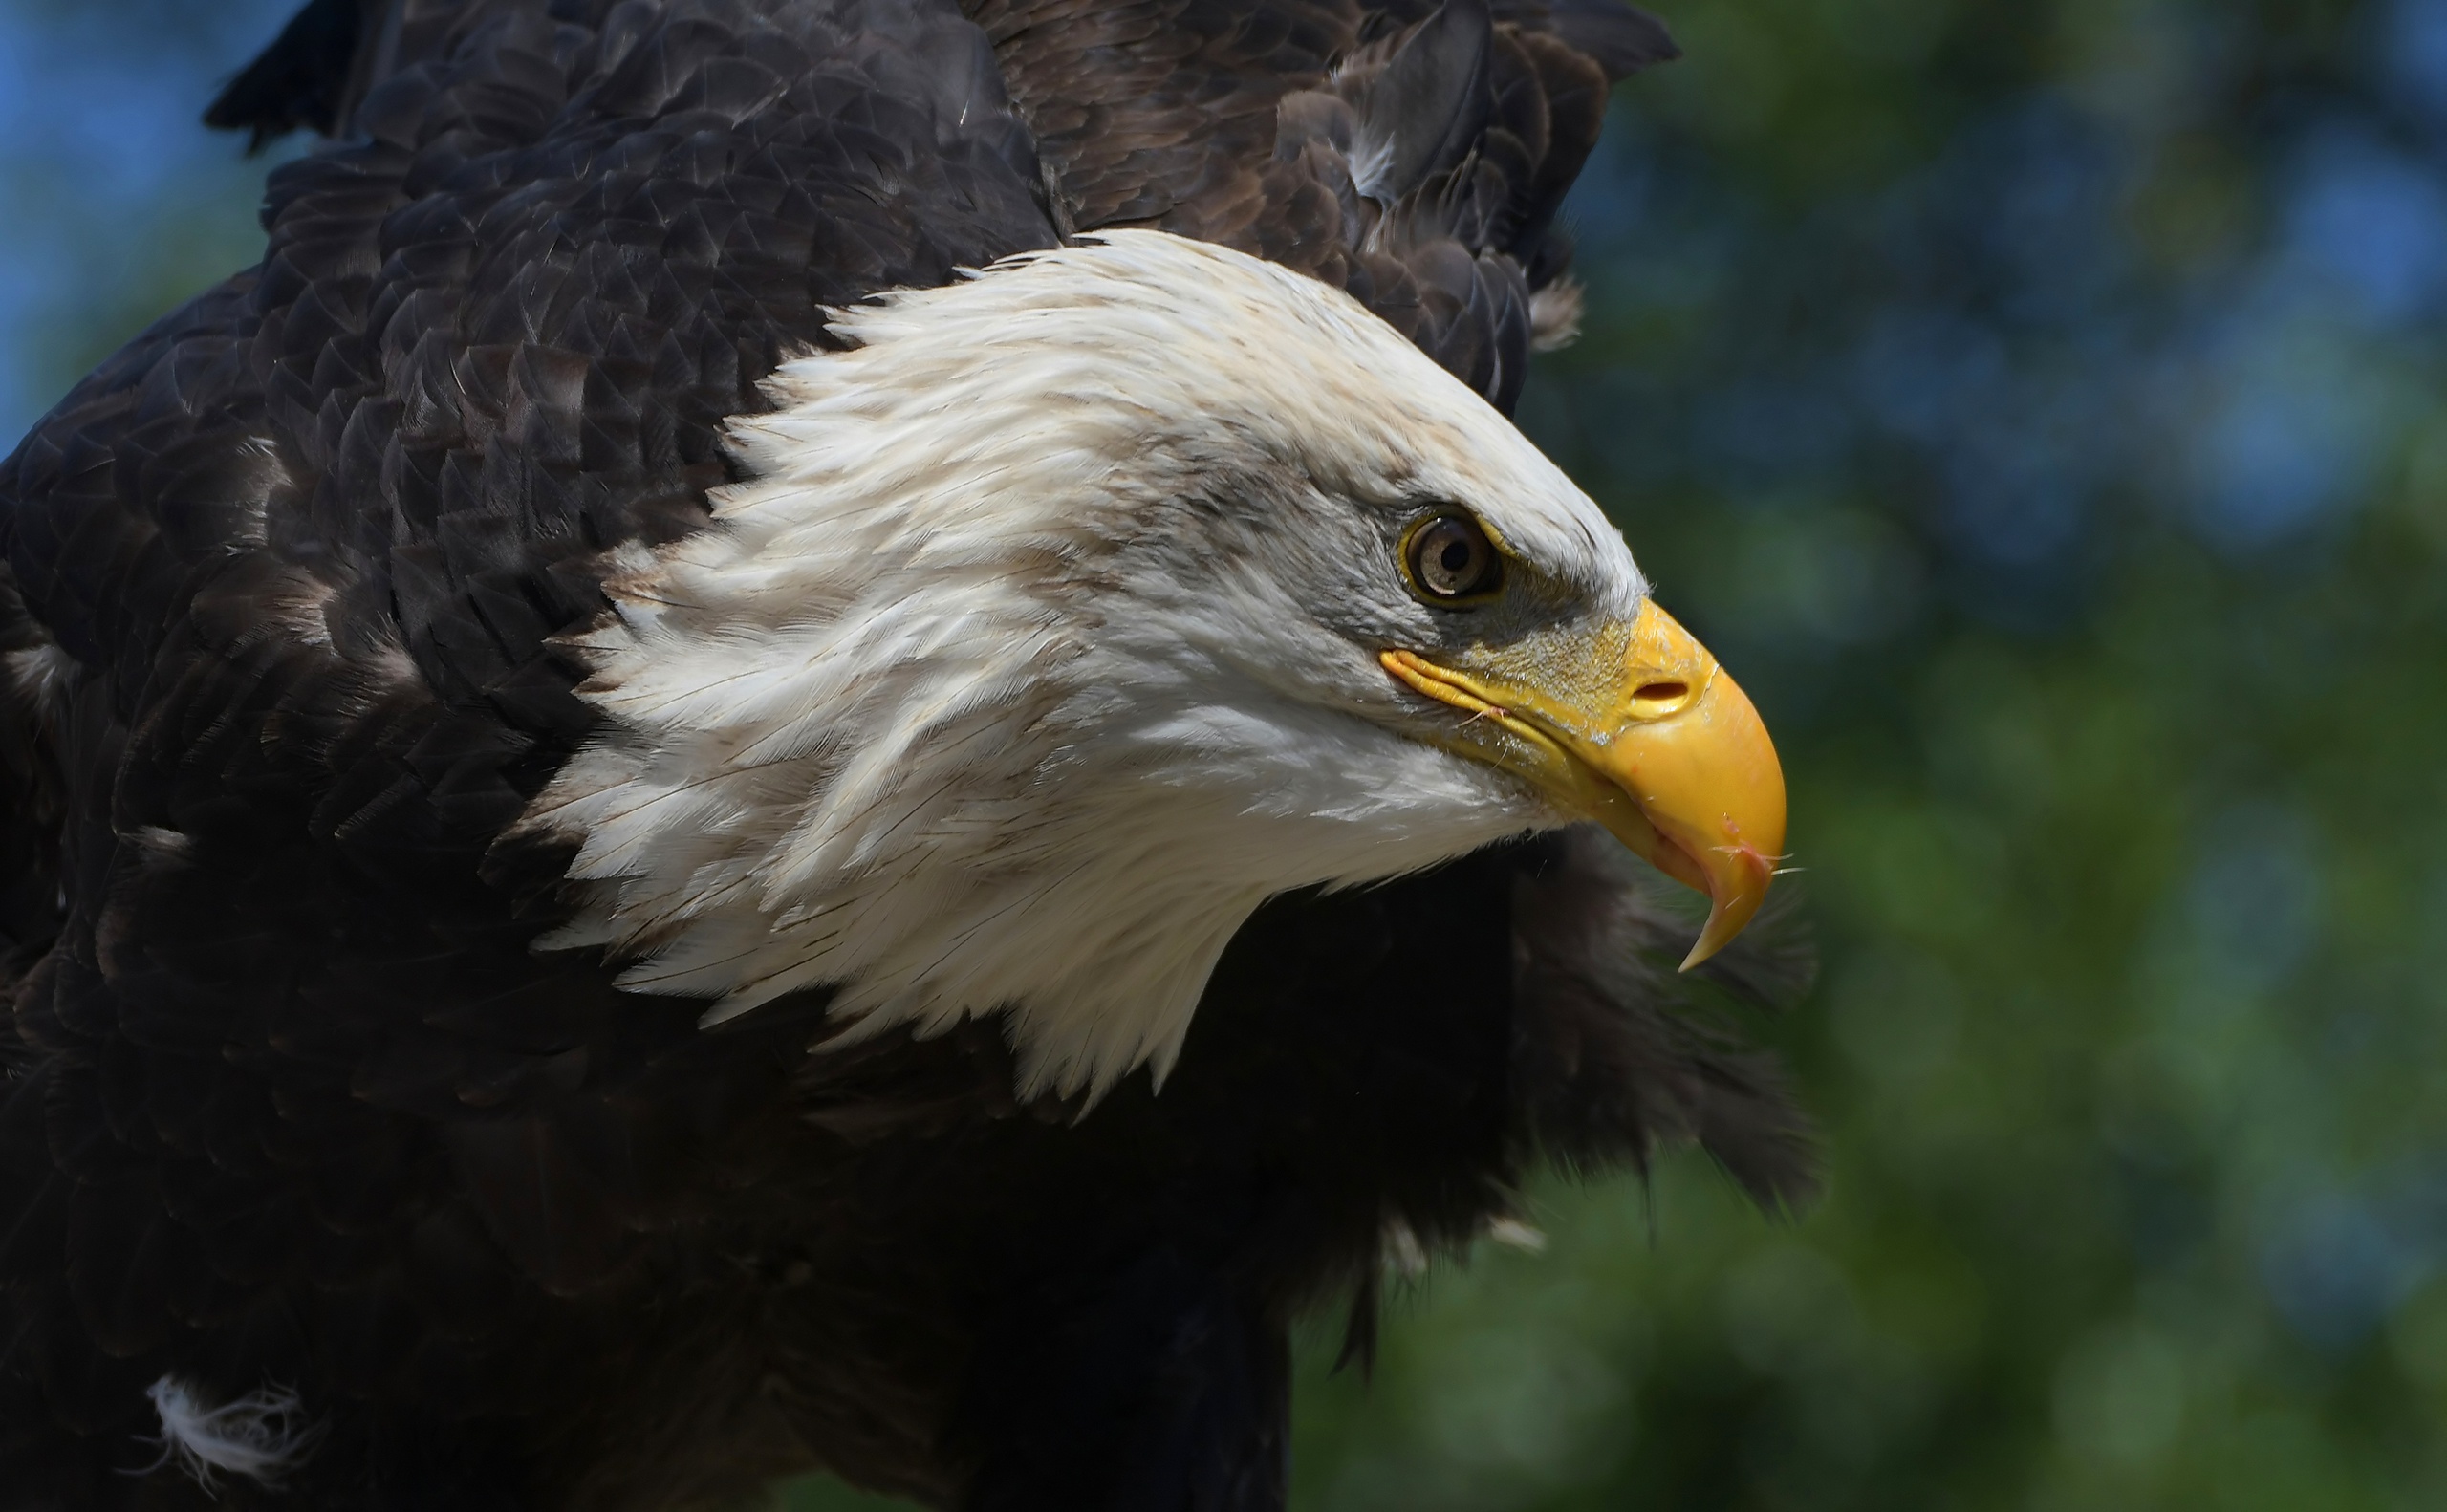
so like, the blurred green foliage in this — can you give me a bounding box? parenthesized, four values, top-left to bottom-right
(8, 0, 2447, 1507)
(1278, 2, 2447, 1506)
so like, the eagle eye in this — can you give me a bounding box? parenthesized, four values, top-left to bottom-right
(1403, 511, 1503, 603)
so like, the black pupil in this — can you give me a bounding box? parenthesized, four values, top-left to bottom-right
(1417, 517, 1489, 597)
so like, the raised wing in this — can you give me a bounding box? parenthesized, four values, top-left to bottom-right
(207, 0, 1675, 408)
(972, 0, 1676, 404)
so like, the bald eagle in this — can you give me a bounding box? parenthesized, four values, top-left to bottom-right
(0, 0, 1808, 1507)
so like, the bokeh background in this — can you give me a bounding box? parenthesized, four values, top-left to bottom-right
(7, 0, 2447, 1505)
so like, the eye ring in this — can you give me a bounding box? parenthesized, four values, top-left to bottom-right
(1401, 510, 1505, 604)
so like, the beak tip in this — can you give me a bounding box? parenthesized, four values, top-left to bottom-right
(1677, 915, 1736, 973)
(1677, 852, 1776, 972)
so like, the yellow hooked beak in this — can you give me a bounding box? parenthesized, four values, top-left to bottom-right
(1382, 600, 1787, 968)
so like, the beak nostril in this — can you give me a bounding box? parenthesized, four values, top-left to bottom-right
(1632, 680, 1690, 708)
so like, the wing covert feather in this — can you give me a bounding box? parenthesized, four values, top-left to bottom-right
(204, 0, 1677, 408)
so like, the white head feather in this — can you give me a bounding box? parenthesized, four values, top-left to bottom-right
(519, 229, 1648, 1098)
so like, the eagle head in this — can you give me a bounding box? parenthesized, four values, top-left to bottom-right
(521, 230, 1785, 1098)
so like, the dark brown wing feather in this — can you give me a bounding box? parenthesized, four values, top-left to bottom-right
(206, 0, 1675, 411)
(975, 0, 1674, 405)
